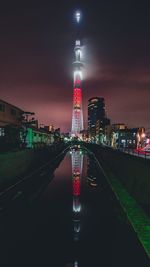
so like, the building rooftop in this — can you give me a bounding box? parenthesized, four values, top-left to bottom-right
(0, 99, 24, 112)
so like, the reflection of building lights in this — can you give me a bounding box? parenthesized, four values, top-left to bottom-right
(73, 204, 81, 213)
(73, 197, 81, 212)
(73, 176, 80, 196)
(74, 261, 78, 267)
(73, 173, 80, 178)
(74, 219, 80, 233)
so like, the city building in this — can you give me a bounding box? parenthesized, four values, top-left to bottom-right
(0, 99, 24, 128)
(44, 125, 54, 133)
(24, 127, 54, 148)
(109, 127, 145, 149)
(145, 130, 150, 147)
(88, 97, 105, 140)
(88, 97, 110, 142)
(80, 129, 88, 142)
(112, 123, 126, 131)
(0, 99, 57, 150)
(54, 128, 61, 143)
(105, 123, 126, 146)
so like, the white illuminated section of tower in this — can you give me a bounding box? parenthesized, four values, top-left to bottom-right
(74, 40, 81, 62)
(75, 11, 81, 23)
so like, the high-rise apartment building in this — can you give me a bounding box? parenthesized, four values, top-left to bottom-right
(88, 97, 110, 141)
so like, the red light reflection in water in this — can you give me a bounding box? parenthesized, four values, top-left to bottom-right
(73, 176, 80, 196)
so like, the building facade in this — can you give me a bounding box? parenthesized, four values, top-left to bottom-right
(105, 123, 126, 147)
(107, 126, 145, 149)
(88, 97, 110, 142)
(0, 99, 57, 150)
(0, 99, 23, 127)
(24, 128, 54, 148)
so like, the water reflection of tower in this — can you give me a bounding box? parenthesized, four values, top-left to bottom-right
(71, 149, 83, 242)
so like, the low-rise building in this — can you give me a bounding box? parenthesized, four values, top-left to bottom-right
(104, 123, 126, 146)
(24, 128, 54, 148)
(104, 124, 145, 149)
(44, 125, 54, 133)
(114, 127, 145, 149)
(0, 99, 23, 127)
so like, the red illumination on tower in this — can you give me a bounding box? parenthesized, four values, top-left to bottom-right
(73, 88, 82, 108)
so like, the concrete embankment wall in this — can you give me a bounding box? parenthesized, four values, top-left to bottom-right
(86, 144, 150, 205)
(0, 144, 66, 190)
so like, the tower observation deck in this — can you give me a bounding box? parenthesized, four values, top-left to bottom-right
(71, 11, 84, 137)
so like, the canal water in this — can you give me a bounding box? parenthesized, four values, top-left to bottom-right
(0, 147, 149, 267)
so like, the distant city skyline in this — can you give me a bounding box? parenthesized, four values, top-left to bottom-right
(0, 1, 150, 132)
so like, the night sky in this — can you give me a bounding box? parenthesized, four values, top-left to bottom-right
(0, 0, 150, 132)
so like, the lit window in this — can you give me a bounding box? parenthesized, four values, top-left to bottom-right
(0, 128, 5, 136)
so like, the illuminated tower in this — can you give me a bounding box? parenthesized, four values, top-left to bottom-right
(71, 11, 84, 136)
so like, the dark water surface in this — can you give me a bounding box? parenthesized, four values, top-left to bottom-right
(0, 148, 149, 267)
